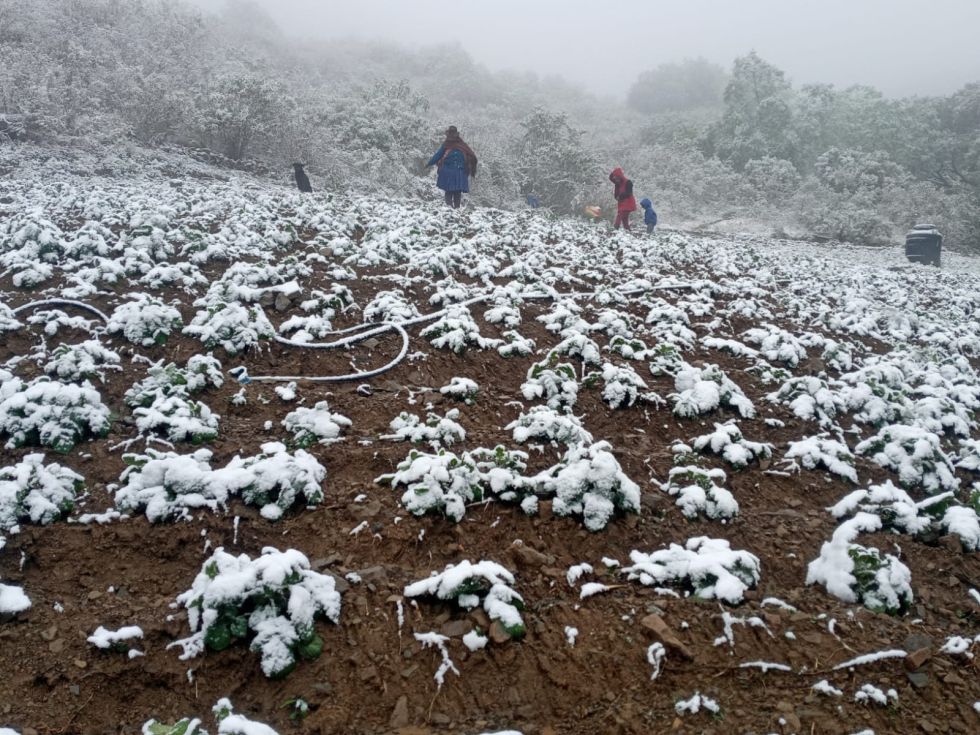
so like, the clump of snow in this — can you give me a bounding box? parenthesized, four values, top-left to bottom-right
(282, 401, 351, 448)
(170, 547, 341, 678)
(853, 683, 898, 707)
(806, 513, 913, 615)
(623, 537, 761, 604)
(404, 560, 525, 639)
(213, 698, 279, 735)
(183, 298, 275, 355)
(0, 453, 84, 531)
(413, 631, 460, 688)
(439, 376, 479, 404)
(87, 624, 144, 650)
(674, 691, 720, 716)
(596, 362, 662, 409)
(420, 305, 500, 353)
(0, 581, 31, 614)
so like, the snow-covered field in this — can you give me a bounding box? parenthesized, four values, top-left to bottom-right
(1, 145, 979, 734)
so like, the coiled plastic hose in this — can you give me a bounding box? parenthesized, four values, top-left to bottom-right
(10, 284, 693, 383)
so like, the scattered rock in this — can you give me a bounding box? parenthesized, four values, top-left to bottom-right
(440, 619, 473, 638)
(639, 614, 693, 660)
(349, 500, 382, 520)
(904, 633, 933, 651)
(40, 625, 58, 642)
(312, 681, 333, 694)
(274, 292, 291, 312)
(509, 541, 554, 569)
(489, 621, 512, 644)
(905, 647, 932, 671)
(907, 671, 929, 688)
(359, 664, 378, 682)
(938, 534, 963, 553)
(73, 659, 87, 669)
(355, 565, 389, 587)
(87, 590, 103, 601)
(48, 639, 65, 654)
(389, 695, 409, 729)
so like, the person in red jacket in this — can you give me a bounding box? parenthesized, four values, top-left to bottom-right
(609, 167, 636, 231)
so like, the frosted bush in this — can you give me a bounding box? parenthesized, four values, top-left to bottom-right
(133, 393, 219, 444)
(0, 454, 84, 531)
(183, 301, 274, 355)
(939, 500, 980, 551)
(521, 358, 579, 411)
(125, 355, 224, 407)
(768, 376, 845, 427)
(282, 401, 351, 447)
(221, 442, 326, 521)
(701, 336, 759, 360)
(597, 362, 661, 409)
(170, 547, 342, 678)
(439, 377, 478, 404)
(540, 441, 640, 531)
(671, 363, 754, 419)
(404, 560, 526, 638)
(549, 333, 602, 367)
(538, 300, 589, 335)
(623, 537, 761, 604)
(378, 449, 482, 522)
(107, 293, 183, 346)
(42, 341, 121, 383)
(0, 304, 23, 334)
(648, 342, 685, 377)
(420, 305, 500, 354)
(829, 481, 935, 536)
(471, 445, 538, 511)
(497, 330, 536, 357)
(607, 334, 651, 360)
(0, 373, 111, 453)
(805, 512, 913, 615)
(956, 438, 980, 472)
(115, 449, 225, 522)
(855, 424, 958, 493)
(506, 406, 593, 446)
(742, 325, 808, 367)
(660, 466, 739, 520)
(381, 408, 465, 447)
(363, 290, 420, 323)
(691, 421, 773, 468)
(783, 435, 858, 483)
(214, 698, 280, 735)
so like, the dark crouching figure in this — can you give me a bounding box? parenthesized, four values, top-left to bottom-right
(609, 168, 636, 231)
(426, 126, 478, 209)
(293, 163, 313, 193)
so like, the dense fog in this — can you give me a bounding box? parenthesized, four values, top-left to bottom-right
(2, 0, 978, 249)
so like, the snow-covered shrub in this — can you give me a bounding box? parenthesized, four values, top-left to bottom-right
(690, 421, 773, 468)
(0, 373, 111, 453)
(404, 560, 526, 639)
(937, 504, 980, 551)
(623, 537, 761, 604)
(671, 363, 754, 418)
(0, 454, 84, 531)
(107, 293, 183, 347)
(660, 466, 739, 520)
(539, 441, 640, 531)
(282, 401, 351, 448)
(497, 330, 536, 357)
(363, 290, 420, 323)
(549, 333, 602, 367)
(829, 481, 936, 536)
(420, 306, 500, 354)
(538, 300, 589, 335)
(607, 334, 650, 360)
(855, 424, 959, 493)
(805, 512, 913, 615)
(783, 435, 858, 483)
(125, 355, 224, 407)
(742, 325, 808, 367)
(42, 341, 121, 383)
(853, 683, 898, 707)
(768, 376, 845, 427)
(133, 394, 219, 444)
(521, 357, 579, 411)
(648, 343, 685, 377)
(378, 449, 482, 522)
(213, 698, 280, 735)
(701, 336, 759, 360)
(170, 547, 342, 678)
(381, 408, 465, 447)
(439, 377, 478, 404)
(0, 580, 31, 614)
(221, 442, 326, 521)
(956, 439, 980, 473)
(471, 445, 538, 512)
(183, 301, 275, 355)
(506, 406, 593, 446)
(115, 449, 225, 522)
(597, 362, 661, 409)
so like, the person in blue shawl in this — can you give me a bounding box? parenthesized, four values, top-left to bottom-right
(640, 198, 658, 234)
(426, 126, 478, 209)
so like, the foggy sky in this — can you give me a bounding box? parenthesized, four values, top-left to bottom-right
(192, 0, 980, 98)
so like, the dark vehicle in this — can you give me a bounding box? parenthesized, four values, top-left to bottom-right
(905, 224, 942, 267)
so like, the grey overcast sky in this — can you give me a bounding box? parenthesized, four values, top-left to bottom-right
(192, 0, 980, 98)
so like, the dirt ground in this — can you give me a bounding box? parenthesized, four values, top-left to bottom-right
(1, 245, 979, 735)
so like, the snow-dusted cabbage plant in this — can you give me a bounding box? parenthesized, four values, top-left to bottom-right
(0, 453, 84, 531)
(0, 372, 111, 453)
(660, 465, 739, 520)
(855, 424, 959, 493)
(107, 293, 183, 346)
(404, 560, 526, 639)
(767, 376, 845, 427)
(805, 512, 913, 615)
(42, 340, 121, 383)
(439, 377, 478, 404)
(506, 405, 593, 446)
(183, 300, 275, 355)
(282, 401, 351, 447)
(540, 441, 641, 531)
(622, 537, 761, 604)
(381, 408, 465, 447)
(690, 421, 773, 468)
(521, 357, 579, 411)
(783, 435, 858, 483)
(670, 363, 754, 419)
(220, 442, 326, 521)
(378, 449, 482, 522)
(419, 305, 500, 354)
(170, 547, 342, 678)
(597, 362, 661, 409)
(742, 325, 809, 367)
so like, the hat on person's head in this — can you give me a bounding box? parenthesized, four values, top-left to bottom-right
(445, 125, 460, 139)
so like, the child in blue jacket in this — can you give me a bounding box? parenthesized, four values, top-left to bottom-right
(640, 198, 657, 234)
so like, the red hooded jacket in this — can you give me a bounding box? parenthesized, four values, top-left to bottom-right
(609, 167, 636, 213)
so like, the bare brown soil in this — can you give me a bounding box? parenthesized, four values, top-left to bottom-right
(1, 247, 979, 735)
